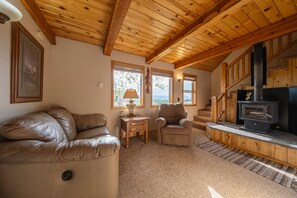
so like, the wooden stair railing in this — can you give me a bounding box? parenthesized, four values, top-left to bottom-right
(211, 31, 297, 123)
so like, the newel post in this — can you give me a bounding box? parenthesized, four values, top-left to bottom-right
(221, 62, 228, 121)
(211, 96, 218, 122)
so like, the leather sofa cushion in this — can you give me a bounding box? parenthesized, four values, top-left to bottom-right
(74, 127, 109, 140)
(47, 108, 77, 141)
(72, 113, 107, 132)
(158, 103, 186, 124)
(0, 113, 67, 143)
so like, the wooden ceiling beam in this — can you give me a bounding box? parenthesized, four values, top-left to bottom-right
(175, 13, 297, 70)
(146, 0, 253, 64)
(21, 0, 56, 44)
(103, 0, 132, 55)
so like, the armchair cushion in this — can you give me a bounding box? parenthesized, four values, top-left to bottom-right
(0, 113, 67, 143)
(158, 103, 186, 124)
(72, 113, 107, 132)
(47, 107, 77, 141)
(162, 125, 188, 135)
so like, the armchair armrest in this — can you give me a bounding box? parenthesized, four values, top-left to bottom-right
(0, 136, 120, 164)
(155, 117, 166, 128)
(179, 119, 192, 128)
(72, 113, 107, 132)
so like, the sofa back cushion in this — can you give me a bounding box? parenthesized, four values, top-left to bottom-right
(47, 108, 77, 141)
(0, 112, 67, 143)
(158, 103, 186, 124)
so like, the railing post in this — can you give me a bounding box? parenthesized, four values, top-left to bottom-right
(221, 63, 228, 121)
(211, 96, 218, 122)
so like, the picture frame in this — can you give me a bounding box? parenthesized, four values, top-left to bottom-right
(11, 22, 44, 103)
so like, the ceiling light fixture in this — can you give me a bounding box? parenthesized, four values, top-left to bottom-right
(0, 0, 22, 24)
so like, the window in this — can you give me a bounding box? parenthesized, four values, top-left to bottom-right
(151, 68, 173, 106)
(112, 61, 144, 108)
(183, 73, 197, 106)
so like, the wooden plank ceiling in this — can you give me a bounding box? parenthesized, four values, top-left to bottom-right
(23, 0, 297, 72)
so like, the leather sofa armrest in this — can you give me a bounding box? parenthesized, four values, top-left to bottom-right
(0, 136, 120, 164)
(179, 119, 192, 129)
(72, 113, 107, 132)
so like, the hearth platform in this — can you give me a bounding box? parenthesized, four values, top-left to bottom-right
(207, 122, 297, 149)
(206, 122, 297, 168)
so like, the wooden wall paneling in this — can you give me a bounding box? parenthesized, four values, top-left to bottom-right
(281, 67, 290, 87)
(235, 62, 239, 82)
(288, 32, 293, 44)
(207, 127, 297, 168)
(273, 69, 282, 88)
(287, 148, 297, 166)
(241, 57, 246, 78)
(273, 145, 288, 163)
(289, 58, 297, 86)
(266, 69, 274, 88)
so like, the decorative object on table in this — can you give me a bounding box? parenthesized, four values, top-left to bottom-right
(145, 67, 150, 94)
(123, 88, 139, 117)
(11, 22, 44, 103)
(0, 0, 22, 24)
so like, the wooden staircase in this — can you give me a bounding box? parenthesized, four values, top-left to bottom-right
(193, 104, 211, 130)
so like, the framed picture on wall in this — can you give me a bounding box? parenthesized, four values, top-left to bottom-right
(11, 22, 44, 103)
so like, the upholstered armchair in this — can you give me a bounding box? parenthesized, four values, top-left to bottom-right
(155, 103, 192, 146)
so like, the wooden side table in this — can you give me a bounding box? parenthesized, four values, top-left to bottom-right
(120, 116, 150, 148)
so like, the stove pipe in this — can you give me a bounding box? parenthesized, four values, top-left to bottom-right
(253, 42, 264, 101)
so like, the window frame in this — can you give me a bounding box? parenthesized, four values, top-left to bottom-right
(150, 68, 174, 108)
(111, 60, 145, 110)
(182, 73, 197, 106)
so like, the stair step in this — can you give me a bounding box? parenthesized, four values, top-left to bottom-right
(194, 115, 211, 122)
(205, 105, 211, 111)
(192, 121, 207, 130)
(198, 109, 211, 117)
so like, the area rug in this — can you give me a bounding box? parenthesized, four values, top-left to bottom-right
(196, 141, 297, 192)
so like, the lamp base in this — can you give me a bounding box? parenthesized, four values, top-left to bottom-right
(127, 113, 136, 117)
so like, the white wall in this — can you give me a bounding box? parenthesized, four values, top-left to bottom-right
(0, 0, 52, 122)
(50, 37, 211, 135)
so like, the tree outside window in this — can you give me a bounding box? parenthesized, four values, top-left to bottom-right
(151, 68, 173, 106)
(112, 61, 144, 108)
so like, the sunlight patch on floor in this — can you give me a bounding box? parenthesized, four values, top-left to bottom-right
(208, 186, 224, 198)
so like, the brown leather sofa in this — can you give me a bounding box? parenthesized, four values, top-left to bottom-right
(0, 107, 120, 198)
(156, 103, 192, 146)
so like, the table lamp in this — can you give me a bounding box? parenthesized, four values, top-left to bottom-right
(123, 89, 139, 117)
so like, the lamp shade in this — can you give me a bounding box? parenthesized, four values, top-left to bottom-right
(0, 0, 22, 24)
(123, 89, 139, 99)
